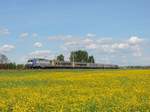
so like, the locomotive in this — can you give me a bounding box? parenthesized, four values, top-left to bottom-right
(26, 58, 119, 69)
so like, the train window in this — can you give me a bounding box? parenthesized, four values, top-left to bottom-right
(28, 60, 33, 62)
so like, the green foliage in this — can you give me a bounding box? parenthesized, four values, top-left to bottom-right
(8, 63, 17, 69)
(70, 50, 95, 63)
(16, 64, 24, 69)
(0, 63, 25, 69)
(88, 56, 95, 63)
(0, 63, 16, 69)
(0, 54, 25, 70)
(57, 54, 64, 61)
(70, 50, 89, 63)
(0, 54, 9, 64)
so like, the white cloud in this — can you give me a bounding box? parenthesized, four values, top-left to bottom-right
(131, 45, 142, 57)
(29, 50, 51, 58)
(118, 43, 129, 49)
(128, 36, 143, 45)
(65, 41, 79, 46)
(0, 28, 10, 36)
(82, 38, 98, 49)
(48, 35, 73, 41)
(20, 50, 53, 64)
(19, 32, 39, 38)
(86, 43, 97, 49)
(34, 42, 42, 48)
(83, 38, 94, 44)
(86, 33, 96, 37)
(100, 44, 115, 53)
(32, 33, 38, 37)
(97, 38, 113, 44)
(112, 43, 129, 49)
(56, 35, 145, 57)
(20, 32, 29, 38)
(0, 44, 15, 53)
(47, 34, 146, 65)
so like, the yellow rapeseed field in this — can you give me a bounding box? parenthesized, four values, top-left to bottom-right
(0, 69, 150, 112)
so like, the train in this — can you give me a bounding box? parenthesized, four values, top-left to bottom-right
(25, 58, 119, 69)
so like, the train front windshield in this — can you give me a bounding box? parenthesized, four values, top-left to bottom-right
(27, 59, 36, 65)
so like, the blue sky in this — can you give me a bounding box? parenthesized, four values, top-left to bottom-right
(0, 0, 150, 65)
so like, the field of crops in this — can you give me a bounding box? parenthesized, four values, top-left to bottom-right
(0, 69, 150, 112)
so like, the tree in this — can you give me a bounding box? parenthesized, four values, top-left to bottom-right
(17, 64, 24, 69)
(0, 54, 9, 64)
(88, 56, 95, 63)
(57, 54, 64, 61)
(70, 50, 89, 63)
(7, 63, 16, 69)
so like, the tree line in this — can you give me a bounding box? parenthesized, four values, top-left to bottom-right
(0, 50, 95, 69)
(0, 54, 24, 69)
(57, 50, 95, 63)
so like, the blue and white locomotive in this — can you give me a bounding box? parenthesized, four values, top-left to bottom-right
(26, 58, 51, 68)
